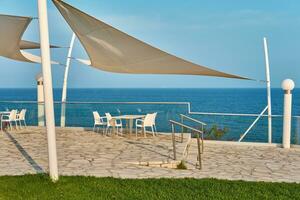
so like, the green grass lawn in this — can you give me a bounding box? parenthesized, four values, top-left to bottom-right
(0, 175, 299, 200)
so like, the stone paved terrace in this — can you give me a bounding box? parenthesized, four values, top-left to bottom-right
(1, 127, 300, 183)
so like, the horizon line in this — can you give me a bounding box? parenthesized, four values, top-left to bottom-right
(0, 87, 293, 89)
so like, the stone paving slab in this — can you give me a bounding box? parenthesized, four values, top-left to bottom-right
(1, 127, 300, 183)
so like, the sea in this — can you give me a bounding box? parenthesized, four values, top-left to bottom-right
(0, 88, 299, 144)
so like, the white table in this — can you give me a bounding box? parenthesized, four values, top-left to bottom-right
(112, 115, 145, 136)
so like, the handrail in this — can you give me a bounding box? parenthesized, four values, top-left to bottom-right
(169, 120, 204, 170)
(180, 114, 207, 126)
(169, 120, 203, 134)
(190, 111, 300, 118)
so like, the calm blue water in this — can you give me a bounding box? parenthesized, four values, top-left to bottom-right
(0, 88, 299, 144)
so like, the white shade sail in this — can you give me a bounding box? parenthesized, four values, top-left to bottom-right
(0, 14, 58, 64)
(53, 0, 249, 80)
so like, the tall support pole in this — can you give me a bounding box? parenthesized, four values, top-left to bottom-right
(38, 0, 59, 181)
(61, 33, 76, 127)
(263, 37, 272, 143)
(282, 79, 295, 149)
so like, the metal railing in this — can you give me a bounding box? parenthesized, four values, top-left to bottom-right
(180, 114, 207, 125)
(1, 100, 300, 144)
(169, 120, 204, 169)
(180, 114, 206, 142)
(0, 100, 189, 128)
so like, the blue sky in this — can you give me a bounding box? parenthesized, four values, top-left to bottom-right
(0, 0, 299, 88)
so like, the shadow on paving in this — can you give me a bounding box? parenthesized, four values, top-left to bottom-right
(4, 131, 44, 173)
(125, 140, 171, 159)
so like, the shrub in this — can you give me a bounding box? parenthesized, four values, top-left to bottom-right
(176, 160, 187, 170)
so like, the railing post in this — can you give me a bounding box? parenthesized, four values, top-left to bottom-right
(36, 73, 45, 126)
(171, 124, 176, 160)
(201, 132, 204, 153)
(282, 79, 295, 149)
(180, 115, 184, 143)
(196, 132, 202, 169)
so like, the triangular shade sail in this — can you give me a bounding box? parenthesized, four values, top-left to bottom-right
(0, 14, 58, 64)
(53, 0, 249, 80)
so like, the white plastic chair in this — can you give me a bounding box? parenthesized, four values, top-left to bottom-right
(135, 112, 157, 137)
(151, 112, 158, 134)
(105, 113, 123, 135)
(1, 110, 18, 131)
(16, 109, 27, 129)
(93, 111, 107, 133)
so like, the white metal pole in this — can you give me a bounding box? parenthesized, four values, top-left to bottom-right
(60, 33, 76, 127)
(38, 0, 59, 181)
(282, 79, 295, 149)
(263, 37, 272, 143)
